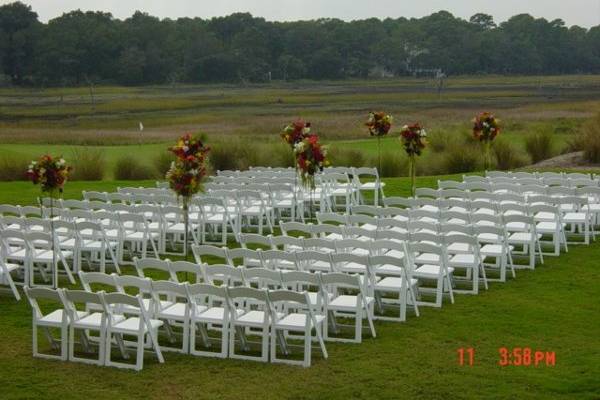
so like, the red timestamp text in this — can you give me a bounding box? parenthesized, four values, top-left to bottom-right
(498, 347, 556, 367)
(457, 347, 556, 367)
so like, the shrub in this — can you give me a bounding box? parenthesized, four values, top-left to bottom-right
(564, 133, 585, 154)
(440, 143, 481, 174)
(114, 157, 154, 180)
(493, 138, 530, 171)
(580, 113, 600, 163)
(328, 147, 366, 168)
(69, 148, 105, 181)
(427, 130, 454, 153)
(524, 131, 556, 164)
(153, 150, 175, 178)
(375, 152, 406, 178)
(0, 156, 28, 181)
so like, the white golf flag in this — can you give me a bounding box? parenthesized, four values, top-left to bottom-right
(139, 122, 144, 131)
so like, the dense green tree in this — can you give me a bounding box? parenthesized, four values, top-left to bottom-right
(0, 2, 598, 85)
(0, 1, 39, 83)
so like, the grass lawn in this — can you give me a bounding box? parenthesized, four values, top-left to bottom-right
(0, 176, 599, 399)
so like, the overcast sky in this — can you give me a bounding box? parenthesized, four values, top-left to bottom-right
(5, 0, 600, 27)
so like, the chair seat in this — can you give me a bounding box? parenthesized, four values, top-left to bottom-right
(383, 249, 405, 259)
(328, 295, 374, 311)
(508, 232, 540, 243)
(194, 307, 244, 324)
(205, 214, 228, 223)
(506, 222, 527, 231)
(449, 253, 478, 266)
(375, 276, 418, 292)
(275, 313, 325, 330)
(158, 302, 199, 320)
(415, 253, 439, 264)
(477, 233, 501, 243)
(307, 291, 333, 306)
(446, 242, 470, 253)
(236, 310, 281, 327)
(414, 264, 454, 278)
(534, 212, 556, 221)
(480, 244, 513, 256)
(563, 213, 587, 223)
(73, 312, 116, 329)
(582, 204, 600, 212)
(2, 263, 20, 273)
(338, 262, 367, 274)
(39, 309, 86, 326)
(124, 231, 159, 240)
(360, 182, 385, 190)
(536, 222, 564, 233)
(305, 260, 330, 272)
(112, 317, 163, 334)
(343, 247, 370, 256)
(32, 250, 73, 262)
(81, 239, 117, 251)
(376, 263, 404, 275)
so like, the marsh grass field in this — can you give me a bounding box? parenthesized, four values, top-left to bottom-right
(1, 76, 600, 399)
(1, 75, 599, 178)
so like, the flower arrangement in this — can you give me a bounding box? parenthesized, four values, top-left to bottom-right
(281, 120, 311, 148)
(400, 123, 427, 156)
(26, 155, 71, 193)
(366, 111, 393, 173)
(399, 123, 427, 196)
(26, 154, 71, 289)
(366, 111, 393, 137)
(166, 133, 210, 260)
(166, 133, 210, 198)
(472, 112, 500, 170)
(472, 112, 500, 142)
(294, 134, 329, 189)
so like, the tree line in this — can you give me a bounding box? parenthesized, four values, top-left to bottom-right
(1, 1, 599, 86)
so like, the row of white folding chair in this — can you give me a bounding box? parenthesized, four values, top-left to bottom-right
(485, 171, 593, 180)
(77, 271, 349, 363)
(408, 190, 595, 246)
(117, 187, 172, 196)
(278, 214, 520, 282)
(0, 229, 75, 288)
(197, 227, 483, 303)
(43, 210, 159, 263)
(351, 201, 553, 268)
(192, 244, 408, 323)
(132, 258, 376, 340)
(1, 217, 121, 275)
(24, 286, 163, 371)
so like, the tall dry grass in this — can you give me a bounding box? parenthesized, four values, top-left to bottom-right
(0, 156, 28, 181)
(69, 148, 106, 181)
(114, 157, 155, 180)
(580, 113, 600, 163)
(524, 131, 557, 164)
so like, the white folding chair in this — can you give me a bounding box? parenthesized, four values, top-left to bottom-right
(268, 290, 327, 367)
(186, 283, 232, 358)
(369, 254, 419, 322)
(63, 289, 110, 366)
(103, 292, 164, 371)
(407, 241, 454, 308)
(152, 280, 191, 354)
(227, 287, 271, 363)
(24, 286, 69, 360)
(320, 272, 376, 343)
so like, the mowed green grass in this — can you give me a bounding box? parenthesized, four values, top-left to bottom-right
(0, 177, 599, 399)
